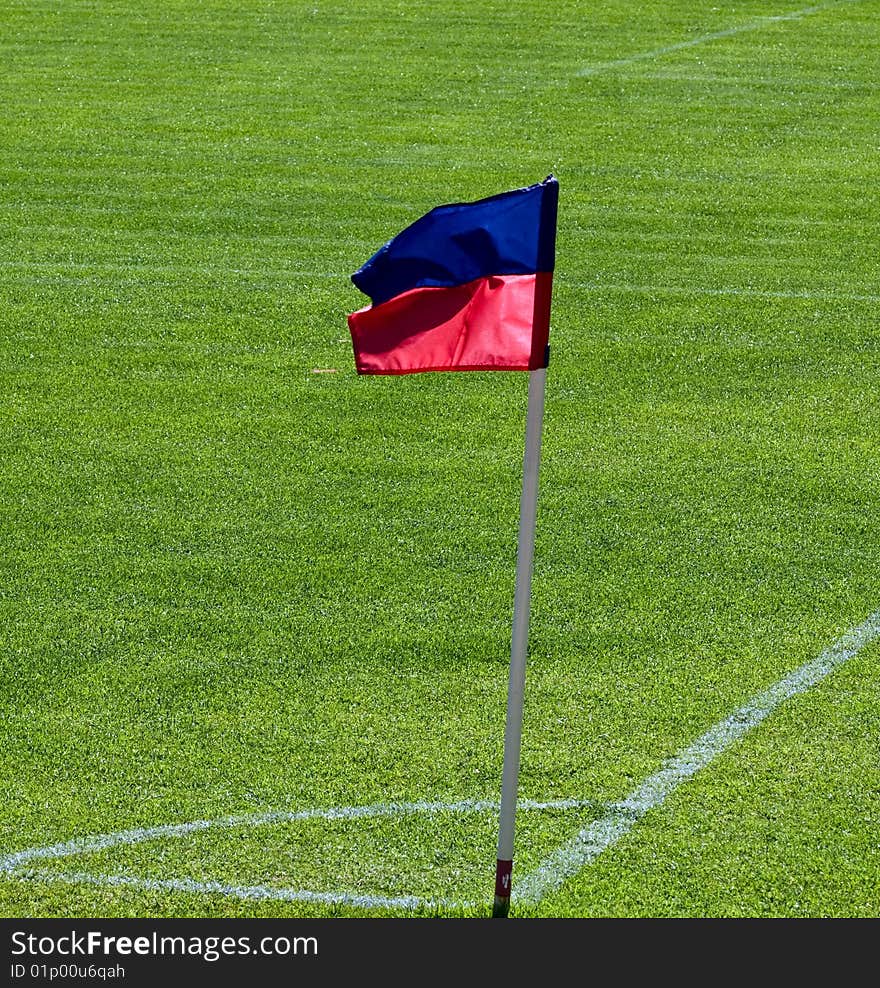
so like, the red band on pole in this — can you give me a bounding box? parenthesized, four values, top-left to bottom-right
(494, 859, 513, 898)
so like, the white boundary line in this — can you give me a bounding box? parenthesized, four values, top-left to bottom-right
(514, 609, 880, 903)
(576, 0, 865, 76)
(2, 613, 878, 910)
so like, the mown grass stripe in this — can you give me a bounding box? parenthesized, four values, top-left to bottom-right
(562, 282, 880, 303)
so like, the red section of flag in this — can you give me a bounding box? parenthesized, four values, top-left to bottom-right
(347, 272, 552, 375)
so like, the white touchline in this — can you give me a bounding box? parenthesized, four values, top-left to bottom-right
(576, 0, 865, 76)
(514, 609, 880, 904)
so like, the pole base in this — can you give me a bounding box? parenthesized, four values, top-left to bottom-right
(492, 858, 513, 918)
(492, 895, 510, 919)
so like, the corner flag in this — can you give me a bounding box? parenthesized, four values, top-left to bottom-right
(348, 176, 558, 375)
(348, 177, 559, 918)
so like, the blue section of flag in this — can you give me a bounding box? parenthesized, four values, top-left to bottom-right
(351, 176, 558, 307)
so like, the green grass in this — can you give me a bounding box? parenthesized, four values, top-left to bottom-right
(1, 0, 879, 917)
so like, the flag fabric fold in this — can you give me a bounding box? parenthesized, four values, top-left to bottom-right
(348, 176, 558, 375)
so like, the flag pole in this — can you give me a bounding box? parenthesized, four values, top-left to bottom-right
(492, 364, 547, 918)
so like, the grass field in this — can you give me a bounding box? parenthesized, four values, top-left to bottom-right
(1, 0, 879, 918)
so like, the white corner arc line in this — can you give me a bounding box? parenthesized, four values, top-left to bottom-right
(514, 609, 880, 905)
(0, 797, 602, 876)
(576, 0, 864, 76)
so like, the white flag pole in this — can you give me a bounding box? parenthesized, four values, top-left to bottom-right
(493, 364, 547, 918)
